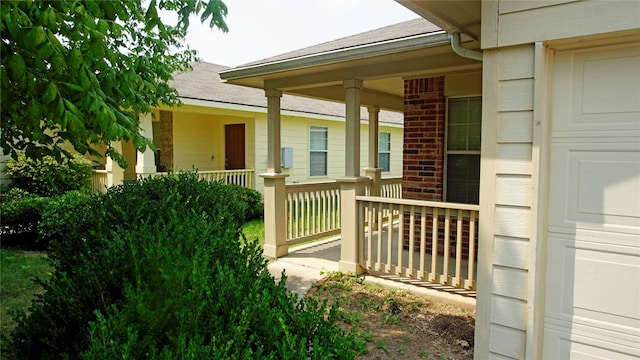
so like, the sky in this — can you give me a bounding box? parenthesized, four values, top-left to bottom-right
(179, 0, 419, 67)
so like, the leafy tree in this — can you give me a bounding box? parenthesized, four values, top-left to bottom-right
(1, 0, 227, 165)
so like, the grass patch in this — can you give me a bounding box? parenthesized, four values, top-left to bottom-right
(241, 218, 264, 246)
(0, 249, 52, 349)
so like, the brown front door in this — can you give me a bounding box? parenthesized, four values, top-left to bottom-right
(225, 124, 245, 170)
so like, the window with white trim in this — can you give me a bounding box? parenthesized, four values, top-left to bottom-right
(446, 96, 481, 204)
(379, 132, 391, 172)
(309, 126, 328, 176)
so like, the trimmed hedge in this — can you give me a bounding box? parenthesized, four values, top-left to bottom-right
(0, 188, 50, 249)
(9, 172, 364, 359)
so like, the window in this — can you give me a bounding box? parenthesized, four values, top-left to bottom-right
(379, 132, 391, 172)
(309, 126, 328, 176)
(446, 96, 481, 204)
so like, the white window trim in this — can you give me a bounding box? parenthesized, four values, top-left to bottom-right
(309, 125, 328, 177)
(444, 95, 482, 204)
(379, 132, 391, 172)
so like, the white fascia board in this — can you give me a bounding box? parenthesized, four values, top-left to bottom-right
(178, 97, 341, 122)
(219, 31, 448, 81)
(178, 97, 403, 126)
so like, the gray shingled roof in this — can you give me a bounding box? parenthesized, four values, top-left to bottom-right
(170, 61, 403, 125)
(236, 18, 436, 68)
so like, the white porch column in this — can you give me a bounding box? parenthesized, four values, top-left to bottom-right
(339, 79, 366, 274)
(262, 89, 289, 258)
(266, 89, 282, 174)
(364, 106, 382, 197)
(106, 141, 124, 187)
(135, 113, 157, 177)
(344, 79, 362, 177)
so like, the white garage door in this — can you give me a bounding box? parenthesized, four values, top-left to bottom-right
(543, 42, 640, 359)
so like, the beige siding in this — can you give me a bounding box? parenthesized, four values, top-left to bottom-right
(173, 112, 219, 171)
(483, 0, 640, 49)
(277, 117, 403, 185)
(477, 44, 536, 359)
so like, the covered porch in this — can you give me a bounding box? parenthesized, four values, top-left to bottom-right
(220, 18, 483, 294)
(89, 110, 256, 192)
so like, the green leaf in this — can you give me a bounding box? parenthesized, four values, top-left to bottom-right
(68, 49, 83, 70)
(42, 81, 58, 104)
(96, 18, 108, 34)
(6, 53, 25, 81)
(43, 7, 57, 28)
(24, 26, 47, 48)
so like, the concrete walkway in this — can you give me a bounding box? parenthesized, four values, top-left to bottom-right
(266, 238, 476, 310)
(267, 238, 340, 298)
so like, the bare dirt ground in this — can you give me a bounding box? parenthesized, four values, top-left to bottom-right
(308, 272, 475, 360)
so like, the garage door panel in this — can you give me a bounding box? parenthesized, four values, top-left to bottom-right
(546, 234, 640, 332)
(549, 142, 640, 232)
(543, 326, 640, 359)
(552, 45, 640, 133)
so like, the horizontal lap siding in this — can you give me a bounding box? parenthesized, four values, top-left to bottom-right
(484, 0, 640, 49)
(479, 44, 535, 360)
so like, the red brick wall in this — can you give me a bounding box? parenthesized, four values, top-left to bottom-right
(402, 76, 445, 201)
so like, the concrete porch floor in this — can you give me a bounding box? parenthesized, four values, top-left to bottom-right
(267, 236, 476, 310)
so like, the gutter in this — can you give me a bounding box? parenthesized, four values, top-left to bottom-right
(448, 31, 483, 61)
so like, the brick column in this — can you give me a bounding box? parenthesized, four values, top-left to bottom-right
(402, 76, 445, 201)
(402, 77, 446, 252)
(159, 110, 173, 171)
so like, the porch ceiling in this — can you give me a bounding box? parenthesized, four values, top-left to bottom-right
(219, 37, 481, 112)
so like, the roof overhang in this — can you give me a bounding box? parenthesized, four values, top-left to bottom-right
(395, 0, 481, 41)
(220, 29, 481, 112)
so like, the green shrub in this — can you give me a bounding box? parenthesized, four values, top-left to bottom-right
(228, 184, 264, 221)
(9, 172, 363, 359)
(37, 190, 97, 255)
(5, 152, 93, 197)
(0, 188, 50, 249)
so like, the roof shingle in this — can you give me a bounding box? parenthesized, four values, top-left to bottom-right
(170, 61, 403, 125)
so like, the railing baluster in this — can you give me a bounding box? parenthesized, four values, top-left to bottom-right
(396, 204, 404, 276)
(407, 205, 415, 278)
(441, 208, 451, 285)
(455, 209, 463, 288)
(376, 201, 383, 272)
(307, 191, 312, 237)
(386, 203, 393, 273)
(358, 201, 365, 268)
(366, 201, 373, 270)
(287, 194, 293, 240)
(467, 210, 477, 290)
(294, 192, 300, 239)
(430, 208, 439, 283)
(419, 206, 427, 280)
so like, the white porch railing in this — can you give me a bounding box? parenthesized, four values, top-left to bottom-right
(364, 176, 402, 198)
(380, 177, 402, 198)
(285, 177, 403, 246)
(356, 196, 479, 290)
(92, 169, 255, 192)
(91, 170, 109, 193)
(153, 169, 254, 188)
(285, 181, 341, 245)
(191, 169, 254, 188)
